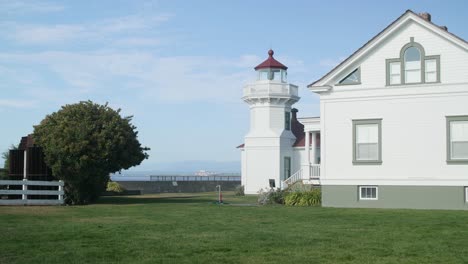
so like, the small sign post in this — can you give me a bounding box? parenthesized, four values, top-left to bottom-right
(216, 185, 223, 204)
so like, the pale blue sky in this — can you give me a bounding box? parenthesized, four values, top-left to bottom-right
(1, 0, 467, 171)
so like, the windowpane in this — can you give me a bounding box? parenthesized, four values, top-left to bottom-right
(425, 59, 436, 72)
(361, 188, 366, 198)
(357, 143, 378, 160)
(451, 121, 468, 141)
(390, 75, 400, 85)
(406, 70, 421, 83)
(390, 62, 400, 74)
(405, 47, 421, 61)
(425, 72, 437, 82)
(452, 142, 468, 159)
(425, 59, 437, 83)
(404, 47, 421, 83)
(339, 68, 360, 85)
(359, 187, 377, 200)
(357, 124, 378, 143)
(285, 112, 291, 131)
(389, 62, 401, 85)
(271, 69, 281, 81)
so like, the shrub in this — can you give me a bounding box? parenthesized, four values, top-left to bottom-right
(285, 188, 321, 206)
(234, 185, 245, 196)
(33, 101, 149, 204)
(257, 188, 286, 205)
(106, 181, 126, 193)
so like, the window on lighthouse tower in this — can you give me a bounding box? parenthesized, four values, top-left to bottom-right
(258, 69, 287, 82)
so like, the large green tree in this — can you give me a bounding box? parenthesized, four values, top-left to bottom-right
(33, 101, 149, 204)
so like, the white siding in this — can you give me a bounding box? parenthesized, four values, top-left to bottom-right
(318, 18, 468, 186)
(321, 89, 468, 185)
(332, 21, 468, 90)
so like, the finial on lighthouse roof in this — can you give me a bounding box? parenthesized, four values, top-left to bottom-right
(254, 49, 288, 70)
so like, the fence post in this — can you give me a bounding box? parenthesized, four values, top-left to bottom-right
(22, 179, 27, 201)
(58, 180, 64, 203)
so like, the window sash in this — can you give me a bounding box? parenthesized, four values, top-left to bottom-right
(359, 186, 378, 200)
(389, 62, 401, 85)
(356, 124, 378, 143)
(447, 118, 468, 162)
(285, 112, 291, 130)
(450, 121, 468, 141)
(353, 120, 382, 164)
(357, 143, 379, 160)
(405, 69, 421, 83)
(425, 59, 437, 83)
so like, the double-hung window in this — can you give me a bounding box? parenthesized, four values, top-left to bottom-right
(447, 116, 468, 163)
(353, 119, 382, 164)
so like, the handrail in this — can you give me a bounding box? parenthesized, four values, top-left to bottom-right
(283, 168, 303, 187)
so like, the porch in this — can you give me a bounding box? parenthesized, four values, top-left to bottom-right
(283, 116, 321, 188)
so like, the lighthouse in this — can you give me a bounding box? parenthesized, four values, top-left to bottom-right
(240, 50, 300, 194)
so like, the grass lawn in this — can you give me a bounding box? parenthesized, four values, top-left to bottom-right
(1, 192, 468, 264)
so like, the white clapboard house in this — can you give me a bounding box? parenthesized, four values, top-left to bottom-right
(240, 10, 468, 210)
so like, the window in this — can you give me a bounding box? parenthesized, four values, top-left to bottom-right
(284, 157, 291, 180)
(404, 47, 421, 83)
(386, 38, 440, 85)
(258, 69, 287, 82)
(353, 119, 382, 164)
(359, 186, 378, 200)
(425, 58, 437, 83)
(285, 112, 291, 131)
(465, 187, 468, 203)
(338, 68, 361, 85)
(447, 116, 468, 163)
(389, 61, 401, 85)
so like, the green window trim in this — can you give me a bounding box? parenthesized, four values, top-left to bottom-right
(446, 115, 468, 164)
(385, 38, 441, 86)
(337, 67, 361, 86)
(352, 119, 383, 165)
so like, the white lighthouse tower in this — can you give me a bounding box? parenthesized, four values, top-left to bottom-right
(240, 50, 300, 194)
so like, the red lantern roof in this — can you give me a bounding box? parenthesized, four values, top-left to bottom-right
(254, 49, 288, 70)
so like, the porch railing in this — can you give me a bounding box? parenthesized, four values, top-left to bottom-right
(310, 164, 320, 178)
(283, 168, 303, 187)
(282, 164, 321, 189)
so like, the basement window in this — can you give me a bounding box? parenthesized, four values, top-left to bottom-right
(359, 186, 378, 200)
(465, 187, 468, 203)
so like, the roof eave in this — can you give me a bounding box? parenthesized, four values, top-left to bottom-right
(308, 85, 332, 93)
(307, 10, 468, 88)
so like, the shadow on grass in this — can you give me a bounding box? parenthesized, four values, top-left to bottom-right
(96, 195, 218, 205)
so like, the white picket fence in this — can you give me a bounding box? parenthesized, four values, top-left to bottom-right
(0, 180, 64, 205)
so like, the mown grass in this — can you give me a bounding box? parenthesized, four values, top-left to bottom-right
(1, 192, 468, 264)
